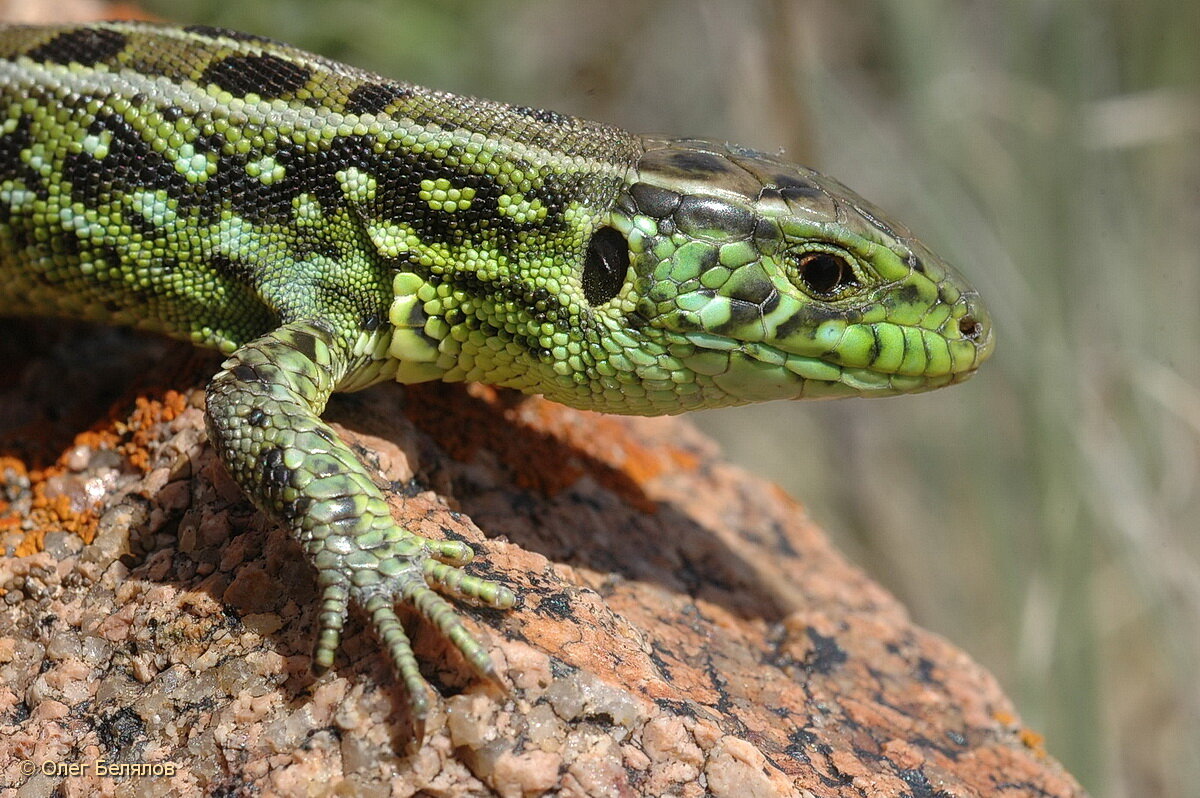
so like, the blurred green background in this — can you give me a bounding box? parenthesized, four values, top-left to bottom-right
(117, 0, 1200, 794)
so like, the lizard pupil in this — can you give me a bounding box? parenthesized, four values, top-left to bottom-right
(795, 251, 858, 297)
(582, 226, 629, 306)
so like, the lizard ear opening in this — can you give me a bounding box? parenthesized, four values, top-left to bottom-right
(582, 226, 630, 306)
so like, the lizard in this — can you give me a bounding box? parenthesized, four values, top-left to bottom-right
(0, 21, 994, 722)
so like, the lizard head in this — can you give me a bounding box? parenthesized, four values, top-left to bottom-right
(385, 137, 992, 414)
(584, 137, 995, 410)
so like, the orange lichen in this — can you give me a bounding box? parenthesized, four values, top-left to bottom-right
(9, 467, 97, 554)
(2, 390, 191, 556)
(990, 710, 1046, 759)
(1019, 727, 1047, 757)
(115, 390, 189, 472)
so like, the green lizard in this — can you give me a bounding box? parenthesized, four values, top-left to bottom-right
(0, 22, 993, 719)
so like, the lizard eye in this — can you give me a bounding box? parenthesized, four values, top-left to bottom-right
(791, 250, 860, 298)
(582, 226, 630, 306)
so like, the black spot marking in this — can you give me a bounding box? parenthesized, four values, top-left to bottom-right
(209, 254, 256, 284)
(630, 183, 682, 218)
(63, 111, 191, 208)
(773, 304, 845, 342)
(183, 24, 275, 44)
(281, 496, 312, 522)
(201, 54, 312, 98)
(772, 173, 822, 200)
(247, 408, 268, 427)
(889, 283, 921, 308)
(216, 133, 372, 225)
(53, 230, 81, 259)
(345, 82, 413, 115)
(290, 331, 318, 362)
(231, 364, 261, 384)
(726, 274, 775, 306)
(674, 195, 755, 238)
(513, 105, 572, 127)
(760, 288, 781, 316)
(722, 299, 762, 329)
(261, 447, 293, 488)
(261, 447, 283, 469)
(0, 115, 44, 198)
(907, 253, 926, 273)
(865, 328, 882, 364)
(665, 150, 733, 176)
(753, 218, 781, 245)
(372, 147, 566, 242)
(613, 192, 638, 218)
(319, 496, 359, 523)
(683, 243, 720, 278)
(26, 27, 127, 67)
(99, 245, 122, 270)
(756, 187, 784, 204)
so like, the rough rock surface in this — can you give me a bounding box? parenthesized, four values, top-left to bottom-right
(0, 320, 1085, 797)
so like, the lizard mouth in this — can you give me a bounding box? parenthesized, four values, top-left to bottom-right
(681, 327, 986, 400)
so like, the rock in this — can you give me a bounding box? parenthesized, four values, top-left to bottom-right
(0, 321, 1085, 796)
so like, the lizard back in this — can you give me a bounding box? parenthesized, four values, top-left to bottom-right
(0, 22, 640, 353)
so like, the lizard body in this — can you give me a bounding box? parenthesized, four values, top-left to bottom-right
(0, 22, 993, 720)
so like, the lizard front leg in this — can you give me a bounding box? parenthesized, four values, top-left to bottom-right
(203, 319, 515, 717)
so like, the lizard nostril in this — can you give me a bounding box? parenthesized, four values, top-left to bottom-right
(959, 315, 983, 340)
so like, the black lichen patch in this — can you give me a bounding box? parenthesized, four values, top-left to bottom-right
(803, 627, 848, 674)
(95, 706, 146, 754)
(26, 27, 128, 67)
(200, 53, 313, 99)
